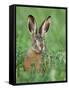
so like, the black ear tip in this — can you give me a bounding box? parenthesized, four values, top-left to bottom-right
(28, 15, 34, 18)
(47, 16, 51, 20)
(28, 15, 35, 22)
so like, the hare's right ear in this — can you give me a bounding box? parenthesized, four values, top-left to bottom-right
(39, 16, 51, 37)
(28, 15, 36, 34)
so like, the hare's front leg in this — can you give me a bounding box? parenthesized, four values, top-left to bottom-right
(23, 57, 31, 71)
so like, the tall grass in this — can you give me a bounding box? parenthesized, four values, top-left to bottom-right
(16, 6, 66, 83)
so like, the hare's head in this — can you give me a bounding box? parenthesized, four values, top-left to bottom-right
(28, 15, 51, 53)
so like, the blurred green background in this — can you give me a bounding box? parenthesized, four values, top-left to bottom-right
(16, 6, 66, 83)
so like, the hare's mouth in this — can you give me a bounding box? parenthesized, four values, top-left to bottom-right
(32, 48, 42, 54)
(32, 46, 43, 54)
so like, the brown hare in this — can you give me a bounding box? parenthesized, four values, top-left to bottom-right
(23, 15, 51, 72)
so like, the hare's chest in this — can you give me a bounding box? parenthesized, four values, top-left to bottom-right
(29, 51, 41, 62)
(24, 49, 42, 71)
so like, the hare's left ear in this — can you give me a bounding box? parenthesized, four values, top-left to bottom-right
(28, 15, 36, 34)
(39, 16, 51, 37)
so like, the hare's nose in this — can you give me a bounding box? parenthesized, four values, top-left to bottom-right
(40, 43, 43, 48)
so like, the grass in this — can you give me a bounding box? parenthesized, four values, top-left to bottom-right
(16, 6, 66, 83)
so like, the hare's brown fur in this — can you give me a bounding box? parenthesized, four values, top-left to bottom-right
(24, 48, 41, 72)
